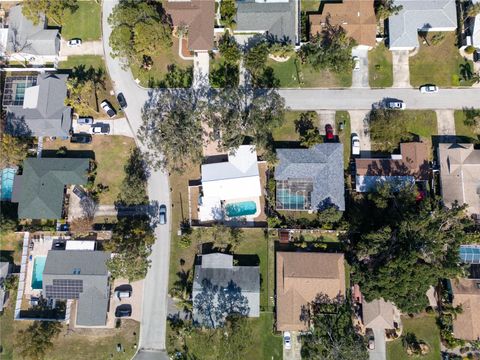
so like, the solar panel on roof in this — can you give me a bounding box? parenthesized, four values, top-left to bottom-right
(45, 279, 83, 299)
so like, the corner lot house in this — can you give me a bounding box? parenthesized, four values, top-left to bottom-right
(276, 252, 345, 331)
(3, 72, 72, 137)
(275, 143, 345, 211)
(192, 253, 260, 328)
(43, 250, 111, 327)
(3, 5, 60, 64)
(355, 142, 429, 192)
(309, 0, 377, 48)
(12, 158, 89, 220)
(449, 278, 480, 341)
(388, 0, 457, 50)
(438, 143, 480, 218)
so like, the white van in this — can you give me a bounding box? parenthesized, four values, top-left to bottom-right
(115, 290, 132, 299)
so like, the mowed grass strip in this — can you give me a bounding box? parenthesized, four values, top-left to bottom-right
(369, 43, 393, 88)
(61, 0, 101, 41)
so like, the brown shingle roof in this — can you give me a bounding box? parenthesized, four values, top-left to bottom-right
(309, 0, 376, 47)
(276, 252, 345, 331)
(165, 0, 214, 51)
(451, 278, 480, 341)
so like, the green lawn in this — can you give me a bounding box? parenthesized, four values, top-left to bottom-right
(58, 55, 105, 70)
(410, 32, 475, 87)
(61, 0, 101, 41)
(272, 110, 316, 142)
(369, 44, 393, 88)
(301, 0, 321, 12)
(336, 111, 351, 168)
(454, 110, 480, 142)
(387, 314, 441, 360)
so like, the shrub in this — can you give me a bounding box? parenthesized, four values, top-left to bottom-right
(465, 46, 476, 55)
(178, 235, 192, 248)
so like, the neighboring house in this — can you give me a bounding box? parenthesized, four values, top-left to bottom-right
(471, 14, 480, 49)
(3, 72, 72, 137)
(192, 253, 260, 328)
(234, 0, 299, 45)
(196, 145, 262, 222)
(438, 143, 480, 218)
(276, 252, 345, 331)
(449, 278, 480, 341)
(388, 0, 457, 50)
(275, 143, 345, 211)
(355, 142, 429, 192)
(0, 262, 13, 311)
(165, 0, 215, 52)
(11, 158, 89, 220)
(42, 250, 111, 327)
(4, 5, 60, 64)
(309, 0, 377, 48)
(362, 298, 400, 331)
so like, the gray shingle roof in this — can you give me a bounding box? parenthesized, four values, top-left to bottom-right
(12, 158, 89, 219)
(6, 5, 60, 56)
(42, 250, 110, 327)
(235, 0, 297, 44)
(5, 73, 72, 137)
(275, 143, 345, 211)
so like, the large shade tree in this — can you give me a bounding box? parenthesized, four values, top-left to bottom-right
(22, 0, 78, 26)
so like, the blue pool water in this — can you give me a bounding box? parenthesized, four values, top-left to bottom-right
(225, 201, 257, 217)
(31, 256, 47, 290)
(276, 189, 305, 209)
(1, 168, 17, 201)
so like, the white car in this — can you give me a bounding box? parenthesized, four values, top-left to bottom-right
(101, 100, 116, 118)
(419, 84, 438, 93)
(67, 38, 82, 47)
(352, 135, 360, 155)
(91, 124, 110, 135)
(283, 331, 292, 350)
(353, 56, 360, 71)
(386, 101, 406, 110)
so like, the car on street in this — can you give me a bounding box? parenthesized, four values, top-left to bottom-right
(70, 133, 92, 144)
(115, 304, 132, 318)
(117, 92, 127, 108)
(77, 116, 93, 125)
(352, 135, 360, 155)
(386, 101, 406, 110)
(283, 332, 292, 350)
(325, 124, 334, 141)
(353, 56, 360, 71)
(67, 39, 82, 47)
(419, 84, 438, 93)
(101, 100, 116, 118)
(159, 205, 167, 225)
(91, 124, 110, 135)
(366, 329, 375, 350)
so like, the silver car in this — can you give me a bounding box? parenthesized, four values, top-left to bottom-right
(352, 135, 360, 156)
(159, 205, 167, 225)
(419, 84, 438, 93)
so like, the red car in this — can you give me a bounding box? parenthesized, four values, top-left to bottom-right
(325, 124, 334, 141)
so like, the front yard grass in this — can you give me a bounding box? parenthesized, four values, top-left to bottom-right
(301, 0, 321, 12)
(0, 231, 23, 264)
(61, 0, 101, 41)
(386, 313, 441, 360)
(272, 110, 316, 142)
(336, 111, 351, 167)
(409, 32, 475, 87)
(42, 136, 136, 205)
(454, 110, 480, 142)
(369, 43, 393, 88)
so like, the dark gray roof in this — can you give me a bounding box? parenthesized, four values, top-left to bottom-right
(6, 5, 60, 56)
(5, 73, 72, 137)
(12, 158, 89, 219)
(275, 143, 345, 211)
(42, 250, 110, 327)
(235, 0, 298, 44)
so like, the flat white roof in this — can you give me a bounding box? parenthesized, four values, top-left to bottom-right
(65, 240, 96, 251)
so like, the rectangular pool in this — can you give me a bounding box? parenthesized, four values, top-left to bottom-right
(225, 201, 257, 217)
(31, 256, 46, 290)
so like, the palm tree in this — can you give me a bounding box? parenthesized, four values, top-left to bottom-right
(467, 3, 480, 17)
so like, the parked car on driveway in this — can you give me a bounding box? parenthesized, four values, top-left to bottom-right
(101, 100, 116, 118)
(352, 135, 360, 155)
(67, 39, 82, 47)
(90, 123, 110, 135)
(70, 133, 92, 144)
(115, 304, 132, 318)
(117, 92, 127, 108)
(77, 116, 93, 125)
(283, 332, 292, 350)
(419, 84, 438, 93)
(386, 101, 406, 110)
(325, 124, 334, 141)
(353, 56, 360, 71)
(366, 329, 375, 350)
(159, 205, 167, 225)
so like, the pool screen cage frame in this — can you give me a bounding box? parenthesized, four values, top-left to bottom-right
(275, 179, 313, 211)
(2, 75, 38, 106)
(460, 245, 480, 264)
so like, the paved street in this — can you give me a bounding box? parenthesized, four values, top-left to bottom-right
(102, 1, 171, 358)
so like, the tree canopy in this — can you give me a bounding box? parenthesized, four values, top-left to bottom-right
(368, 109, 413, 152)
(16, 321, 62, 360)
(22, 0, 77, 26)
(117, 148, 149, 206)
(0, 134, 29, 168)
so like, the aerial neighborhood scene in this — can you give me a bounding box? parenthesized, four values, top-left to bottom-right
(1, 0, 480, 359)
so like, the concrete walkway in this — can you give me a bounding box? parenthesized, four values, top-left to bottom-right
(436, 110, 456, 136)
(193, 51, 210, 88)
(59, 40, 104, 57)
(391, 50, 411, 88)
(352, 47, 370, 88)
(349, 110, 372, 157)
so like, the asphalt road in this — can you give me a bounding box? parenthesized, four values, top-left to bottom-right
(102, 1, 171, 358)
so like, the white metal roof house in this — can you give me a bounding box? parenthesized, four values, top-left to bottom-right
(388, 0, 457, 50)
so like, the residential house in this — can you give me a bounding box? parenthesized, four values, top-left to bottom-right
(0, 262, 13, 311)
(449, 278, 480, 341)
(388, 0, 457, 50)
(274, 143, 345, 211)
(3, 72, 72, 137)
(276, 252, 345, 331)
(309, 0, 377, 48)
(234, 0, 299, 45)
(11, 158, 89, 220)
(3, 5, 60, 64)
(438, 143, 480, 218)
(192, 253, 260, 327)
(355, 142, 429, 192)
(42, 250, 111, 327)
(195, 145, 262, 222)
(362, 298, 401, 348)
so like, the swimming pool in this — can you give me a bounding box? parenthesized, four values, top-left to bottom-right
(31, 256, 47, 290)
(1, 168, 17, 201)
(225, 201, 257, 217)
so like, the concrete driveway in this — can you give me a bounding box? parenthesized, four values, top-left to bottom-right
(283, 331, 302, 360)
(349, 110, 371, 157)
(72, 117, 134, 138)
(436, 110, 456, 136)
(352, 47, 369, 88)
(193, 51, 210, 88)
(59, 40, 104, 57)
(369, 328, 386, 360)
(392, 50, 411, 88)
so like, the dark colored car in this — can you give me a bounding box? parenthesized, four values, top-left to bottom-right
(325, 124, 334, 141)
(101, 100, 116, 118)
(115, 304, 132, 318)
(117, 92, 127, 109)
(70, 133, 92, 144)
(72, 186, 87, 200)
(159, 205, 167, 225)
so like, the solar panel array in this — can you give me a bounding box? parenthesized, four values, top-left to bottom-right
(460, 245, 480, 264)
(45, 279, 83, 299)
(276, 179, 313, 210)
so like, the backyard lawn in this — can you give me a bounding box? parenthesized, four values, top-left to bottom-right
(0, 231, 23, 264)
(454, 110, 480, 142)
(369, 44, 393, 88)
(409, 32, 475, 87)
(42, 136, 136, 205)
(386, 314, 441, 360)
(301, 0, 321, 12)
(336, 111, 351, 167)
(61, 0, 101, 41)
